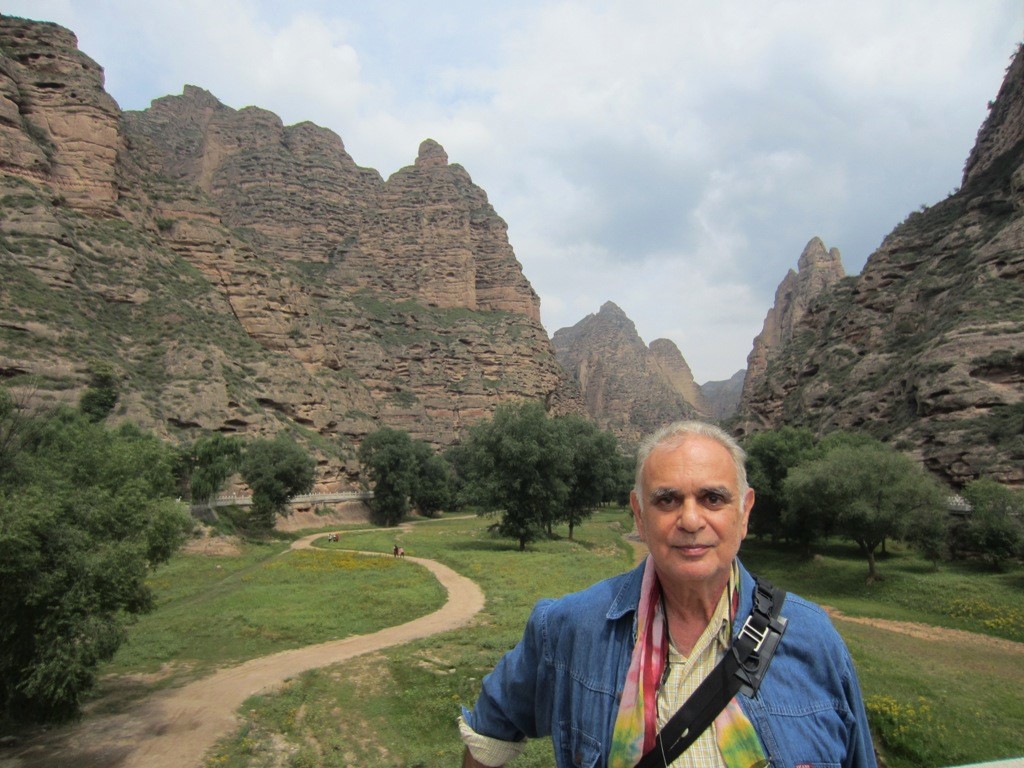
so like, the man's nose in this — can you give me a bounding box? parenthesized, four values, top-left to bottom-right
(676, 498, 705, 532)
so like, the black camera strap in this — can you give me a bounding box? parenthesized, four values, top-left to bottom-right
(634, 576, 788, 768)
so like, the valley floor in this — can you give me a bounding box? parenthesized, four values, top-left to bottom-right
(1, 532, 1020, 768)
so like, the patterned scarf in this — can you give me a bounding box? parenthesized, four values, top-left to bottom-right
(608, 557, 767, 768)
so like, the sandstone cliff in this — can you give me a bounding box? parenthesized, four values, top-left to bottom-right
(0, 14, 579, 489)
(738, 45, 1024, 488)
(552, 302, 705, 445)
(0, 15, 122, 213)
(741, 237, 847, 408)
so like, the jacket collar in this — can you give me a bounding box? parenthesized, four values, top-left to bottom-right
(607, 558, 647, 621)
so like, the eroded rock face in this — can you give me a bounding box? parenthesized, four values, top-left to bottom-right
(353, 139, 543, 319)
(649, 338, 711, 417)
(963, 44, 1024, 187)
(124, 85, 384, 263)
(0, 15, 579, 490)
(741, 237, 846, 411)
(0, 15, 122, 212)
(737, 47, 1024, 488)
(552, 302, 705, 445)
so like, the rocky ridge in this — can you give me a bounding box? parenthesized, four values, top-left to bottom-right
(737, 45, 1024, 487)
(0, 14, 580, 489)
(552, 301, 706, 445)
(741, 237, 847, 409)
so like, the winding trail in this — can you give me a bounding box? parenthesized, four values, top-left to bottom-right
(1, 533, 484, 768)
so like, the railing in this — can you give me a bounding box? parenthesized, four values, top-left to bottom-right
(194, 491, 372, 509)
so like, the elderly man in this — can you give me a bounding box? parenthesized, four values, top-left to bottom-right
(460, 421, 876, 768)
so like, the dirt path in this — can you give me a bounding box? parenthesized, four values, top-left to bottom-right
(0, 533, 484, 768)
(824, 606, 1024, 655)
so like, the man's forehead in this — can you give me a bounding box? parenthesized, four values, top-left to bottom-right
(642, 436, 739, 485)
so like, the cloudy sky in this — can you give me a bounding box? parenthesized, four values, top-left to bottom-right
(7, 2, 1022, 382)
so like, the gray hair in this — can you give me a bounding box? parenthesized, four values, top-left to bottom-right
(633, 421, 749, 503)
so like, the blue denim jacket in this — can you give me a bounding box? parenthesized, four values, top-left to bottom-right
(463, 559, 877, 768)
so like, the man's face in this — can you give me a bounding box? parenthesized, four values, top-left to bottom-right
(630, 434, 753, 595)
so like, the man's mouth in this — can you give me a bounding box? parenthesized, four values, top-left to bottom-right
(672, 543, 712, 554)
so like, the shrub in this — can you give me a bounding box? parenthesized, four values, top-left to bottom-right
(865, 695, 957, 766)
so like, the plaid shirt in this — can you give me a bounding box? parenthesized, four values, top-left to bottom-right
(655, 580, 733, 768)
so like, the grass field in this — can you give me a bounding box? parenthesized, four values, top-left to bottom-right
(101, 509, 1024, 768)
(102, 537, 447, 686)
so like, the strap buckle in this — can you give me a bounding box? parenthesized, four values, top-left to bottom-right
(737, 614, 771, 653)
(733, 612, 788, 698)
(732, 579, 788, 698)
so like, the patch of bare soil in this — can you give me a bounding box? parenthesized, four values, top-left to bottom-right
(181, 529, 242, 557)
(823, 606, 1024, 655)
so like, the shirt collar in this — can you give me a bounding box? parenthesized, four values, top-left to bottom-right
(669, 565, 736, 659)
(613, 558, 741, 654)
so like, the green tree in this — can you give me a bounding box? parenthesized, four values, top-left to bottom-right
(0, 407, 192, 724)
(784, 437, 946, 580)
(358, 428, 420, 526)
(609, 450, 636, 506)
(960, 479, 1023, 571)
(78, 363, 119, 422)
(455, 400, 571, 550)
(743, 426, 817, 542)
(359, 429, 455, 524)
(904, 498, 950, 569)
(411, 446, 453, 518)
(557, 415, 621, 539)
(240, 434, 316, 531)
(188, 433, 244, 503)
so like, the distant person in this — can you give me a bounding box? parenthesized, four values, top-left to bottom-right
(460, 420, 876, 768)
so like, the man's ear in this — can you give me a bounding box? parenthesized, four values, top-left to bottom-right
(740, 487, 754, 537)
(630, 489, 645, 542)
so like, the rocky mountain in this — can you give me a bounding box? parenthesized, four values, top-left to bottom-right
(701, 370, 745, 422)
(741, 237, 847, 408)
(0, 14, 580, 489)
(737, 45, 1024, 488)
(552, 301, 707, 445)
